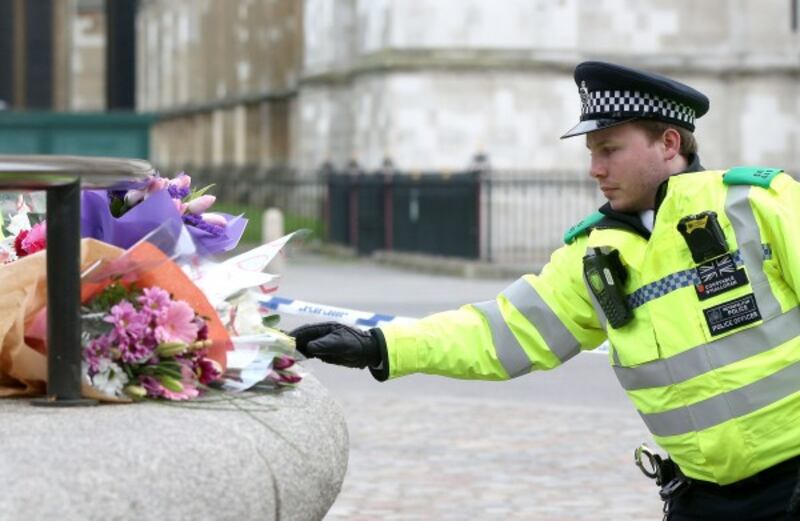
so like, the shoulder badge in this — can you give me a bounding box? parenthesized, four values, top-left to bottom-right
(563, 210, 604, 244)
(723, 166, 783, 189)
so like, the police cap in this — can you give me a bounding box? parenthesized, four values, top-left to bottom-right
(561, 61, 710, 139)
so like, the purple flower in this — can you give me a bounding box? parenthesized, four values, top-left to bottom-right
(194, 357, 222, 385)
(138, 286, 171, 316)
(105, 301, 148, 340)
(182, 213, 225, 237)
(117, 334, 156, 364)
(84, 335, 112, 374)
(139, 375, 165, 398)
(167, 184, 191, 200)
(195, 320, 209, 341)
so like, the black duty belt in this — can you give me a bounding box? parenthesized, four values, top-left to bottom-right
(635, 444, 800, 518)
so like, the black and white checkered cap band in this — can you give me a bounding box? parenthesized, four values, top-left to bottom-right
(580, 89, 696, 126)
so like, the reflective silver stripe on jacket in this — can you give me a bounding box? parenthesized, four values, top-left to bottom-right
(472, 301, 533, 378)
(472, 278, 581, 377)
(614, 306, 800, 390)
(502, 278, 582, 362)
(725, 184, 782, 320)
(640, 358, 800, 437)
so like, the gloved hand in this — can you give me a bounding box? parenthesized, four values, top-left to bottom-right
(290, 322, 383, 369)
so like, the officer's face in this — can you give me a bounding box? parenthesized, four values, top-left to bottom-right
(586, 123, 673, 212)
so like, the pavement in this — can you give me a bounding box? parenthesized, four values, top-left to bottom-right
(277, 252, 663, 520)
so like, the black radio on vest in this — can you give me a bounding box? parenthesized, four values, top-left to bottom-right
(583, 248, 633, 329)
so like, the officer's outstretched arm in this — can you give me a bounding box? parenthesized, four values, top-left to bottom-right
(377, 238, 606, 381)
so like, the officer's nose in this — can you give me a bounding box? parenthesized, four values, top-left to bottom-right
(589, 157, 606, 179)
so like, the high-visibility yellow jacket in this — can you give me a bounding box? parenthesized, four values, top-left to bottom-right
(379, 167, 800, 485)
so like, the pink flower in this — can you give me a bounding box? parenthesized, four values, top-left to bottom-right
(173, 198, 188, 215)
(138, 286, 171, 315)
(145, 176, 169, 195)
(161, 363, 200, 400)
(169, 173, 191, 190)
(21, 222, 46, 255)
(155, 300, 199, 344)
(273, 355, 295, 370)
(161, 383, 200, 400)
(201, 212, 227, 226)
(105, 301, 149, 350)
(186, 195, 216, 215)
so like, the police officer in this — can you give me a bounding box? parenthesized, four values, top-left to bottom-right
(291, 61, 800, 520)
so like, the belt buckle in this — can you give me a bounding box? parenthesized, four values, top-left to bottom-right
(659, 476, 691, 501)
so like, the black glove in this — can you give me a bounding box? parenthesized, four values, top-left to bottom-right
(290, 322, 384, 369)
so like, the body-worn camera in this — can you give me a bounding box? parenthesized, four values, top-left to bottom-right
(677, 211, 728, 263)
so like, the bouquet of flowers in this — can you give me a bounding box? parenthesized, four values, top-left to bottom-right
(81, 172, 247, 254)
(81, 281, 222, 400)
(0, 184, 303, 402)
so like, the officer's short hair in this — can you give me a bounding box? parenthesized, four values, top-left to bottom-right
(633, 120, 698, 157)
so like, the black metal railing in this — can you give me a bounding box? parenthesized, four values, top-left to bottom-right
(173, 162, 602, 267)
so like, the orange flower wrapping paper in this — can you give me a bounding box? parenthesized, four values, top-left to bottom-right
(0, 238, 231, 402)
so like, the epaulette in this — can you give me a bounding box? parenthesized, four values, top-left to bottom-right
(723, 166, 783, 189)
(563, 210, 604, 244)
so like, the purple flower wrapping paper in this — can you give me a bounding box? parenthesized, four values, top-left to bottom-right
(81, 189, 248, 254)
(186, 213, 248, 255)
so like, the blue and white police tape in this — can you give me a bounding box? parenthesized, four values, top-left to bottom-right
(258, 296, 417, 329)
(259, 295, 609, 354)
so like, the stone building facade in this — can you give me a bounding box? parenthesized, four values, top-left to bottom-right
(136, 0, 800, 262)
(137, 0, 800, 174)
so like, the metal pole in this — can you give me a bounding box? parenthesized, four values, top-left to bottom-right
(32, 179, 96, 406)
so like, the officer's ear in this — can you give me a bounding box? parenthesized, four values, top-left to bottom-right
(661, 127, 682, 161)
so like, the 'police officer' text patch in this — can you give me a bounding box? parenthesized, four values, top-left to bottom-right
(695, 254, 749, 300)
(703, 294, 762, 336)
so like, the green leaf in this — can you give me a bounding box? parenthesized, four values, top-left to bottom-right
(262, 314, 281, 328)
(86, 281, 138, 312)
(109, 196, 127, 218)
(184, 183, 215, 202)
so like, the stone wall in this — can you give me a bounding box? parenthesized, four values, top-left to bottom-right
(138, 0, 800, 173)
(137, 0, 302, 168)
(51, 0, 106, 111)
